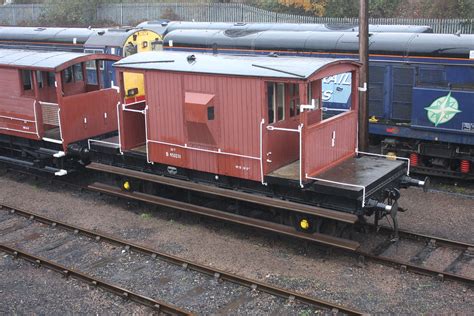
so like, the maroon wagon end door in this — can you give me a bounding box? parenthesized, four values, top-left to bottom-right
(59, 88, 119, 150)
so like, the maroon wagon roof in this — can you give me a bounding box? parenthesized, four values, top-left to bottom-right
(114, 51, 359, 79)
(0, 49, 118, 71)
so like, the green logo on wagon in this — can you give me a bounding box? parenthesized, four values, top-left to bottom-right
(424, 92, 461, 127)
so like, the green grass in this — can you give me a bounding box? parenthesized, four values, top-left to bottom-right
(140, 212, 153, 220)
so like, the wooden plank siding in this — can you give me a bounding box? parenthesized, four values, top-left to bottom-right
(302, 110, 358, 178)
(60, 88, 119, 149)
(145, 71, 263, 181)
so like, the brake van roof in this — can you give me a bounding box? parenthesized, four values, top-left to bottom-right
(114, 51, 360, 79)
(0, 49, 119, 71)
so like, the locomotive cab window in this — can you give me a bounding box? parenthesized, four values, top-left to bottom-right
(84, 49, 105, 71)
(124, 42, 138, 57)
(267, 82, 285, 124)
(151, 39, 163, 51)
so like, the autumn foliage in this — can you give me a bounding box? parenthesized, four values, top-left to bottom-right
(261, 0, 474, 18)
(278, 0, 327, 16)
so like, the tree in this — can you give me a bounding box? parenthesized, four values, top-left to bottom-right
(419, 0, 474, 18)
(39, 0, 100, 26)
(369, 0, 402, 18)
(325, 0, 359, 17)
(278, 0, 328, 16)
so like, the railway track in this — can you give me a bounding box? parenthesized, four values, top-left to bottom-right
(0, 202, 363, 315)
(356, 226, 474, 286)
(85, 183, 474, 287)
(2, 166, 473, 287)
(0, 243, 189, 315)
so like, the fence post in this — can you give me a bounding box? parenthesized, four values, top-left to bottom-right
(120, 2, 123, 26)
(12, 5, 16, 26)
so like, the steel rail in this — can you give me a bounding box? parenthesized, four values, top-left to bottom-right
(86, 162, 359, 224)
(355, 227, 474, 286)
(2, 166, 360, 250)
(375, 225, 474, 251)
(89, 182, 360, 251)
(0, 243, 191, 316)
(0, 202, 364, 316)
(356, 249, 474, 285)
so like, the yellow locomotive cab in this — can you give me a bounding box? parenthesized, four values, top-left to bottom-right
(123, 29, 163, 104)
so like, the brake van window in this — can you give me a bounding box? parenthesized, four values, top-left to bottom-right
(73, 64, 83, 81)
(289, 84, 300, 117)
(267, 82, 285, 124)
(21, 70, 32, 91)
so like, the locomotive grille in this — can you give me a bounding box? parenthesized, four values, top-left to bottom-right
(418, 68, 447, 87)
(392, 67, 414, 121)
(369, 65, 385, 117)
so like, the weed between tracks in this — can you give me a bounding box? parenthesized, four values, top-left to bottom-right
(140, 212, 153, 220)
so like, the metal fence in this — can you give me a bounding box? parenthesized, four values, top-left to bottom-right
(0, 3, 473, 34)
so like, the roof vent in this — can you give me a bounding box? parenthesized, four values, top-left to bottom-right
(34, 27, 46, 31)
(268, 52, 279, 58)
(98, 30, 105, 36)
(187, 54, 196, 64)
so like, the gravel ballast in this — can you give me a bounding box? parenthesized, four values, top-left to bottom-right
(0, 172, 472, 314)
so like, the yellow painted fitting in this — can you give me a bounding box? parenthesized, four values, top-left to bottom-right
(369, 116, 379, 123)
(123, 181, 131, 191)
(300, 219, 310, 230)
(386, 152, 397, 160)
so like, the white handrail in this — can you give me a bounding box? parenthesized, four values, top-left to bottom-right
(259, 119, 267, 186)
(123, 108, 146, 114)
(123, 100, 146, 108)
(144, 106, 151, 164)
(39, 101, 59, 106)
(87, 139, 120, 149)
(116, 102, 123, 155)
(266, 126, 300, 133)
(298, 123, 304, 188)
(306, 173, 367, 208)
(0, 115, 36, 123)
(0, 126, 38, 135)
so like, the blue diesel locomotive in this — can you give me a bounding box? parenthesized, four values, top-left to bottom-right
(162, 30, 474, 179)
